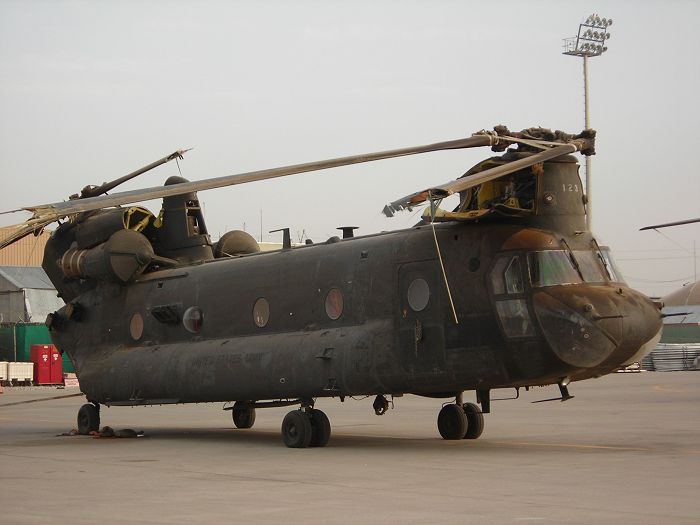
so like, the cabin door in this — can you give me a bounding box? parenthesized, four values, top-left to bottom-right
(397, 260, 446, 386)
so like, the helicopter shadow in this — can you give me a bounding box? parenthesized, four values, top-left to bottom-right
(101, 425, 630, 457)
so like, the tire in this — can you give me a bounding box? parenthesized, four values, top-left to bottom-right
(462, 402, 484, 439)
(309, 408, 331, 447)
(77, 403, 100, 435)
(232, 402, 256, 429)
(281, 410, 313, 448)
(437, 404, 467, 440)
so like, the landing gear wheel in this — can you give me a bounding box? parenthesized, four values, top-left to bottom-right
(77, 403, 100, 435)
(281, 410, 313, 448)
(308, 408, 331, 447)
(232, 402, 256, 429)
(462, 402, 484, 439)
(437, 404, 467, 440)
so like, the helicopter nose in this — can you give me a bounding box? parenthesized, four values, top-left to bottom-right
(532, 286, 662, 370)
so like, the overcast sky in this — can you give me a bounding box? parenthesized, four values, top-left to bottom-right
(1, 0, 698, 297)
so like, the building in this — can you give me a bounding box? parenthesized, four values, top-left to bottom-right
(0, 266, 63, 324)
(0, 226, 52, 267)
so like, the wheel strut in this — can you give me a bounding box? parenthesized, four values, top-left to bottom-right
(436, 393, 486, 441)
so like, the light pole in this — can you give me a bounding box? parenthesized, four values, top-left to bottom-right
(563, 14, 612, 231)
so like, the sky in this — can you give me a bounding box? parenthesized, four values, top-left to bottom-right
(0, 0, 698, 297)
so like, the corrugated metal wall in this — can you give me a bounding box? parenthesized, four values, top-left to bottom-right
(0, 291, 26, 324)
(0, 289, 64, 323)
(0, 227, 51, 267)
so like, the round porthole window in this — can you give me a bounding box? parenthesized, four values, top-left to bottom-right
(325, 287, 344, 320)
(129, 313, 144, 341)
(407, 278, 430, 312)
(253, 297, 270, 328)
(183, 306, 203, 334)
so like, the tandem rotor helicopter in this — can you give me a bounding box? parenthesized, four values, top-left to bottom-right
(0, 125, 662, 448)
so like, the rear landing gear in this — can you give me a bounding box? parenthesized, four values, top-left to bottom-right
(281, 407, 331, 448)
(231, 401, 256, 429)
(77, 403, 100, 435)
(437, 397, 485, 441)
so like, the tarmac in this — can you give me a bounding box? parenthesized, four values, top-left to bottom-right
(0, 371, 698, 525)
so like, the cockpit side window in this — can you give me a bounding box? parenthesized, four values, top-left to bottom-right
(491, 255, 524, 295)
(528, 250, 581, 288)
(490, 254, 535, 338)
(504, 256, 525, 294)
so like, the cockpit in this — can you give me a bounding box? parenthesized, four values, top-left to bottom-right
(490, 246, 625, 339)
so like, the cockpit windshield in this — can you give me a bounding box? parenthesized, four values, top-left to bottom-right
(573, 250, 606, 283)
(528, 248, 623, 287)
(528, 250, 581, 288)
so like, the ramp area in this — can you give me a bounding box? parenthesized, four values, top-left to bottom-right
(0, 373, 698, 525)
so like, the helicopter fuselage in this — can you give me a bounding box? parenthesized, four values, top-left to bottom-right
(51, 217, 660, 407)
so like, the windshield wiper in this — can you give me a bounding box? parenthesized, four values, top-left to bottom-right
(560, 238, 584, 281)
(589, 238, 613, 280)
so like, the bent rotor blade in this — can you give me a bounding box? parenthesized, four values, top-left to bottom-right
(383, 143, 578, 216)
(639, 218, 700, 231)
(21, 134, 496, 219)
(0, 217, 57, 250)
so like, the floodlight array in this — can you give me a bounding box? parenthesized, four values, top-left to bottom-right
(563, 13, 613, 57)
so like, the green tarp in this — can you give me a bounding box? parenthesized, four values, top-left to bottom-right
(0, 323, 74, 373)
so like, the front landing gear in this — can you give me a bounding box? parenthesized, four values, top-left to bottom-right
(437, 404, 467, 439)
(282, 410, 312, 448)
(281, 408, 331, 448)
(77, 403, 100, 435)
(462, 402, 484, 439)
(437, 397, 485, 441)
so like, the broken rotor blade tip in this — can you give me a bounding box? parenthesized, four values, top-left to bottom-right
(0, 208, 24, 215)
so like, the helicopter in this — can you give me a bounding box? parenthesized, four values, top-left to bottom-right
(0, 125, 663, 448)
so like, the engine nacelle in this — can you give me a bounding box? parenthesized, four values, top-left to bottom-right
(60, 229, 155, 283)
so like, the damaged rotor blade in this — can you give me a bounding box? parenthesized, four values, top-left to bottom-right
(0, 217, 57, 250)
(0, 149, 191, 250)
(383, 143, 578, 217)
(20, 134, 497, 220)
